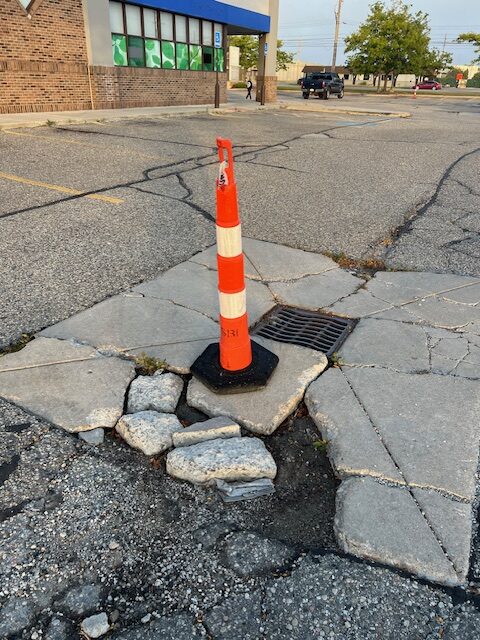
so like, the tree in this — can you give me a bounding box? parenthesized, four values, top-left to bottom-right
(442, 67, 469, 86)
(345, 1, 452, 92)
(229, 36, 294, 72)
(467, 72, 480, 88)
(457, 33, 480, 63)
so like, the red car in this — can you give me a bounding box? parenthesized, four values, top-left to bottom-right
(416, 80, 442, 91)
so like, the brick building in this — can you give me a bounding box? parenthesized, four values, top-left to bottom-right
(0, 0, 278, 114)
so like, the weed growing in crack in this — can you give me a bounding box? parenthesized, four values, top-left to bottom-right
(133, 353, 168, 376)
(329, 352, 344, 368)
(46, 120, 56, 127)
(313, 439, 329, 453)
(324, 251, 386, 272)
(0, 334, 33, 357)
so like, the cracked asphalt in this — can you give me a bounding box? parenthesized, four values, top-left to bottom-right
(1, 94, 479, 347)
(1, 95, 480, 638)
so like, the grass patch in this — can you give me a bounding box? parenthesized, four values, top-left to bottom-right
(133, 353, 168, 376)
(0, 334, 33, 356)
(46, 120, 56, 127)
(231, 82, 247, 89)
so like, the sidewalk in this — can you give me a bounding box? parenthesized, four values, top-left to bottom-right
(0, 98, 410, 130)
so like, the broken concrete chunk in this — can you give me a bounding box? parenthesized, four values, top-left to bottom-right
(172, 416, 240, 447)
(81, 612, 109, 638)
(116, 411, 182, 456)
(166, 437, 276, 484)
(127, 373, 184, 414)
(216, 478, 275, 502)
(79, 428, 105, 446)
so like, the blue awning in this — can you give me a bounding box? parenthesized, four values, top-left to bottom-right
(137, 0, 270, 33)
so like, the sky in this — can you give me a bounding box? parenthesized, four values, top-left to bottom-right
(278, 0, 479, 67)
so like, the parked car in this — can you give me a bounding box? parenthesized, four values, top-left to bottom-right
(416, 80, 442, 91)
(302, 72, 344, 99)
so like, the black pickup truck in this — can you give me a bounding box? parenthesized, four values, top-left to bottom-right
(302, 72, 345, 99)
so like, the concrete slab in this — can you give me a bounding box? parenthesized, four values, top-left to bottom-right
(187, 337, 328, 435)
(403, 297, 480, 331)
(189, 245, 259, 281)
(345, 368, 480, 501)
(242, 238, 338, 282)
(305, 368, 403, 483)
(134, 260, 275, 325)
(269, 269, 365, 310)
(339, 318, 430, 373)
(412, 488, 472, 580)
(40, 295, 218, 374)
(166, 436, 277, 484)
(335, 477, 460, 586)
(0, 338, 135, 432)
(328, 289, 393, 317)
(366, 272, 480, 306)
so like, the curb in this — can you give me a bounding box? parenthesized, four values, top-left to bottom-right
(280, 104, 411, 118)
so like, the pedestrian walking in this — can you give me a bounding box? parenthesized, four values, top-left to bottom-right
(246, 79, 253, 100)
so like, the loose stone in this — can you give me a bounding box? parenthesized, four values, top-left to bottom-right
(116, 411, 182, 456)
(81, 612, 110, 638)
(172, 416, 241, 447)
(127, 373, 183, 414)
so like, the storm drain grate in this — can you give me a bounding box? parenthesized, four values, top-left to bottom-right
(252, 306, 356, 357)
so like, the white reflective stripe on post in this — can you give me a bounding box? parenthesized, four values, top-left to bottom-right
(216, 224, 242, 258)
(218, 290, 246, 319)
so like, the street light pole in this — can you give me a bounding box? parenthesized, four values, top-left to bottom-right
(332, 0, 344, 71)
(261, 40, 268, 106)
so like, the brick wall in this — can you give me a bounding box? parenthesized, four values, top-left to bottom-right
(0, 0, 92, 113)
(255, 76, 277, 103)
(92, 67, 227, 109)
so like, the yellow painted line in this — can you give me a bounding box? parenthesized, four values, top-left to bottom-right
(0, 171, 123, 204)
(4, 129, 166, 161)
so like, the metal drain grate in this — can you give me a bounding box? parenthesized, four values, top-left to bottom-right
(252, 306, 356, 356)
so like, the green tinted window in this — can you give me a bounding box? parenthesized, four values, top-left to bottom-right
(214, 48, 224, 72)
(145, 39, 161, 68)
(128, 35, 145, 66)
(176, 42, 189, 70)
(203, 46, 213, 71)
(189, 45, 202, 71)
(112, 34, 128, 66)
(161, 41, 175, 69)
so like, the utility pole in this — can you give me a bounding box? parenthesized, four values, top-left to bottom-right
(332, 0, 344, 71)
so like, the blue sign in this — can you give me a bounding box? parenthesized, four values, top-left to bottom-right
(264, 43, 268, 55)
(214, 31, 222, 49)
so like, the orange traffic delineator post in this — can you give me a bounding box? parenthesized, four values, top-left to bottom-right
(412, 85, 417, 99)
(191, 138, 279, 394)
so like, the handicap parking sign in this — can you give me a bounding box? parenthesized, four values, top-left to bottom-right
(214, 31, 222, 48)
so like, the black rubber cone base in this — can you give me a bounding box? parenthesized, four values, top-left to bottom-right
(190, 340, 279, 395)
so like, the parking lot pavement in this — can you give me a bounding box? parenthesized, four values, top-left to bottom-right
(0, 97, 479, 348)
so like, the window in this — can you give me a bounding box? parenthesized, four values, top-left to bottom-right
(343, 74, 349, 80)
(109, 2, 224, 73)
(125, 5, 141, 36)
(161, 12, 174, 40)
(109, 1, 124, 33)
(17, 0, 35, 10)
(363, 74, 370, 80)
(189, 18, 200, 44)
(175, 15, 187, 42)
(202, 21, 212, 46)
(143, 8, 158, 39)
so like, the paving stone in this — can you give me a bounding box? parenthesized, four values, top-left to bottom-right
(116, 411, 182, 456)
(55, 583, 103, 617)
(110, 614, 204, 639)
(366, 272, 479, 306)
(404, 297, 480, 331)
(172, 416, 240, 447)
(443, 603, 480, 639)
(204, 590, 262, 640)
(242, 237, 338, 281)
(189, 244, 258, 280)
(305, 368, 403, 482)
(0, 597, 36, 638)
(135, 260, 275, 325)
(166, 436, 276, 484)
(345, 368, 480, 501)
(339, 318, 430, 373)
(335, 477, 460, 586)
(187, 338, 327, 435)
(263, 555, 453, 640)
(412, 488, 472, 580)
(328, 288, 393, 317)
(269, 269, 364, 310)
(81, 612, 110, 638)
(40, 295, 218, 374)
(127, 373, 183, 414)
(79, 428, 105, 445)
(0, 338, 135, 433)
(221, 531, 295, 577)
